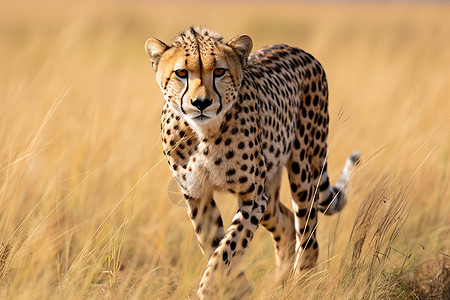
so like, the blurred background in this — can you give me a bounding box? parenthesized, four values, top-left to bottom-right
(0, 1, 449, 298)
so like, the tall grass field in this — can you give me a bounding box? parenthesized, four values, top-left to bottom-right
(0, 1, 449, 299)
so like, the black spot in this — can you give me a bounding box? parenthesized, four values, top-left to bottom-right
(241, 211, 249, 219)
(212, 238, 220, 247)
(238, 142, 245, 149)
(252, 202, 259, 210)
(226, 151, 234, 159)
(215, 137, 222, 145)
(298, 191, 308, 202)
(223, 251, 228, 261)
(241, 164, 248, 171)
(250, 216, 258, 225)
(299, 225, 309, 234)
(291, 184, 298, 192)
(226, 169, 236, 176)
(313, 95, 319, 106)
(319, 178, 330, 191)
(305, 95, 311, 106)
(302, 239, 313, 250)
(301, 169, 307, 181)
(246, 183, 255, 193)
(216, 215, 223, 227)
(225, 138, 232, 146)
(313, 169, 319, 179)
(230, 241, 236, 250)
(296, 209, 307, 218)
(315, 131, 321, 140)
(291, 162, 300, 174)
(302, 108, 307, 118)
(215, 158, 222, 165)
(300, 149, 306, 161)
(304, 84, 309, 93)
(179, 130, 186, 137)
(242, 239, 248, 248)
(176, 151, 186, 160)
(310, 208, 316, 219)
(257, 185, 263, 195)
(242, 200, 252, 206)
(299, 125, 305, 136)
(239, 176, 248, 183)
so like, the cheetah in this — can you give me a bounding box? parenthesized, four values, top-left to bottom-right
(145, 26, 359, 298)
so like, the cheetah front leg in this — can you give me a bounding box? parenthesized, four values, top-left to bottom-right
(197, 191, 268, 299)
(184, 189, 226, 259)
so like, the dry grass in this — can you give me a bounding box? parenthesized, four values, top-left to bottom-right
(0, 1, 449, 299)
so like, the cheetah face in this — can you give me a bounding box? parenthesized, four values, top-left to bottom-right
(145, 27, 252, 136)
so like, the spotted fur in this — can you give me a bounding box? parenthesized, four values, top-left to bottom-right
(145, 26, 359, 298)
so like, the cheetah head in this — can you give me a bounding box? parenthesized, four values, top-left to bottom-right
(145, 26, 252, 137)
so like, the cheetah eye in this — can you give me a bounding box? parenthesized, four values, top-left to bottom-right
(175, 69, 188, 79)
(213, 68, 226, 78)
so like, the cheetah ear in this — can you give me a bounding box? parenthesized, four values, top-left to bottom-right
(145, 38, 169, 71)
(227, 34, 253, 65)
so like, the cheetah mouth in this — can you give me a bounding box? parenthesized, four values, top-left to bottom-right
(194, 114, 210, 121)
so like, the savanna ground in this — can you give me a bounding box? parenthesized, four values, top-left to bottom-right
(0, 1, 449, 299)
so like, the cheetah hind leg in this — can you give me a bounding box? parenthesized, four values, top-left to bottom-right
(260, 170, 296, 278)
(317, 151, 360, 215)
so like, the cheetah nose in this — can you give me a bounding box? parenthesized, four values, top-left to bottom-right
(191, 98, 212, 112)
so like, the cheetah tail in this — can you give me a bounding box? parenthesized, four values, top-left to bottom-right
(317, 151, 360, 215)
